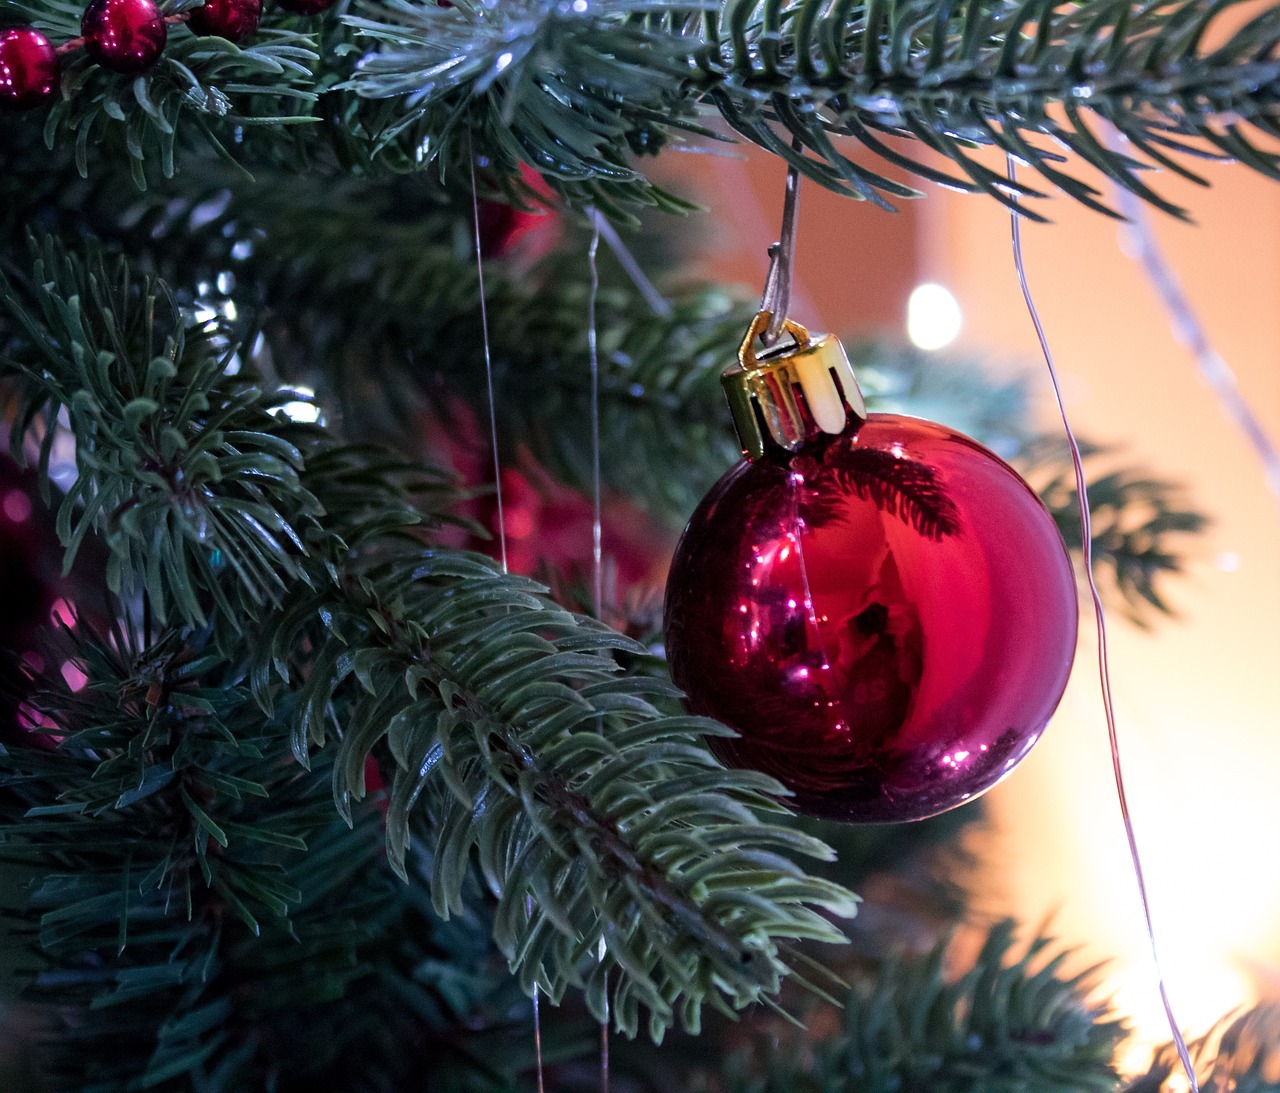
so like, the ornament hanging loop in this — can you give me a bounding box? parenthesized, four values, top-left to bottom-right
(760, 155, 802, 345)
(724, 309, 866, 460)
(738, 310, 811, 369)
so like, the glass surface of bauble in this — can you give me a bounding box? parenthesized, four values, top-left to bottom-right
(664, 413, 1079, 823)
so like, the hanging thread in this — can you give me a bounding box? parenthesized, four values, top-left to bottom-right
(471, 146, 544, 1093)
(1006, 154, 1200, 1093)
(469, 146, 509, 575)
(719, 142, 823, 335)
(1110, 170, 1280, 504)
(585, 206, 610, 1093)
(761, 151, 802, 344)
(587, 209, 605, 623)
(594, 212, 672, 318)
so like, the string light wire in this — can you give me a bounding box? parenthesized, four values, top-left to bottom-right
(1006, 154, 1200, 1093)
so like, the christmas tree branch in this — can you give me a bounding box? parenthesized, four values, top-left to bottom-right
(348, 0, 1280, 219)
(0, 239, 857, 1047)
(256, 487, 857, 1035)
(11, 0, 1280, 217)
(0, 634, 540, 1089)
(707, 921, 1128, 1093)
(9, 0, 320, 188)
(0, 241, 329, 632)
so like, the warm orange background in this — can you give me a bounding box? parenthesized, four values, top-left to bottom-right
(664, 134, 1280, 1068)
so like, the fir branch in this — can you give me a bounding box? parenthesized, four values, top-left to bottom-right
(348, 0, 1280, 218)
(0, 242, 327, 632)
(0, 626, 538, 1089)
(1125, 1004, 1280, 1093)
(706, 921, 1129, 1093)
(1, 240, 859, 1048)
(257, 526, 858, 1037)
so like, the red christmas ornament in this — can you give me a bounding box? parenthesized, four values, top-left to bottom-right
(276, 0, 336, 15)
(0, 28, 59, 110)
(82, 0, 167, 74)
(664, 314, 1078, 823)
(188, 0, 262, 41)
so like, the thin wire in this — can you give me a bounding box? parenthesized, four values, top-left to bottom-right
(1006, 154, 1200, 1093)
(1111, 176, 1280, 503)
(469, 146, 509, 575)
(760, 150, 802, 345)
(471, 144, 542, 1092)
(586, 207, 610, 1093)
(594, 213, 672, 318)
(587, 210, 604, 623)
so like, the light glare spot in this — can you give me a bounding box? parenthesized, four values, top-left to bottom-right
(907, 282, 963, 350)
(277, 386, 321, 424)
(1215, 551, 1241, 572)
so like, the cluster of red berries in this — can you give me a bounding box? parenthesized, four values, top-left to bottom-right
(0, 0, 333, 111)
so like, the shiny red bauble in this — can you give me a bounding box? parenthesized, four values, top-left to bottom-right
(0, 28, 59, 110)
(82, 0, 167, 74)
(664, 414, 1078, 824)
(188, 0, 262, 41)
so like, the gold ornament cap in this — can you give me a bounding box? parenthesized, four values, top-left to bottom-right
(722, 310, 867, 460)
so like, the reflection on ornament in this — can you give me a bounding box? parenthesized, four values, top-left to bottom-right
(664, 314, 1078, 823)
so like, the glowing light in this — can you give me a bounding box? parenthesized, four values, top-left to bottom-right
(495, 50, 514, 72)
(276, 387, 322, 424)
(1215, 550, 1241, 572)
(3, 489, 33, 523)
(907, 282, 963, 350)
(787, 599, 797, 609)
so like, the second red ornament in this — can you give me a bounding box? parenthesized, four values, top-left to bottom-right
(82, 0, 167, 74)
(188, 0, 262, 41)
(0, 28, 59, 109)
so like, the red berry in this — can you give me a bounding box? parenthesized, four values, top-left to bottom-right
(276, 0, 336, 14)
(0, 27, 59, 110)
(82, 0, 167, 74)
(188, 0, 262, 41)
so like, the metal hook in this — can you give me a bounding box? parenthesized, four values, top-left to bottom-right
(760, 145, 802, 346)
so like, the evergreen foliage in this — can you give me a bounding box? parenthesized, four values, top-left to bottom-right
(707, 922, 1127, 1093)
(0, 241, 857, 1076)
(0, 0, 1270, 1087)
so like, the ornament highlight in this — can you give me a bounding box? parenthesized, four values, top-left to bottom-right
(188, 0, 262, 41)
(82, 0, 167, 74)
(664, 313, 1078, 823)
(0, 28, 59, 110)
